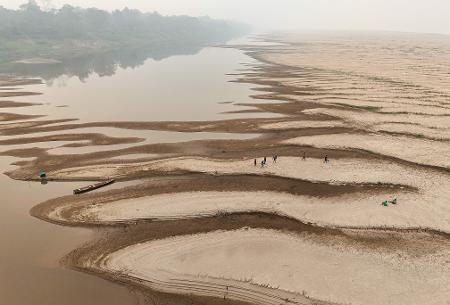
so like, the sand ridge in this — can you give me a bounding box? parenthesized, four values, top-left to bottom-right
(100, 229, 450, 305)
(283, 133, 450, 168)
(43, 155, 450, 233)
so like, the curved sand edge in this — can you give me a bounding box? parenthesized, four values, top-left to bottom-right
(40, 156, 450, 232)
(96, 229, 450, 305)
(67, 190, 450, 234)
(9, 36, 448, 304)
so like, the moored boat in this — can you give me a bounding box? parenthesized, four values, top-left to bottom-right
(73, 179, 115, 195)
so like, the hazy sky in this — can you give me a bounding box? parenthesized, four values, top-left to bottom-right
(3, 0, 450, 34)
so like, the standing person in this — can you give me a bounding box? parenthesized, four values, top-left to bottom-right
(261, 160, 265, 168)
(324, 155, 329, 163)
(254, 159, 257, 166)
(274, 155, 278, 163)
(264, 156, 267, 163)
(302, 152, 306, 160)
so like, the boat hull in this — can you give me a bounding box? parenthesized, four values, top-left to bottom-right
(73, 179, 115, 195)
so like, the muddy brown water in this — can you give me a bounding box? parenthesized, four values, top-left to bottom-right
(0, 40, 275, 304)
(4, 31, 449, 304)
(9, 47, 280, 123)
(0, 157, 148, 305)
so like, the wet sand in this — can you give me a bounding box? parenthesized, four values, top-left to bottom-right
(2, 33, 450, 305)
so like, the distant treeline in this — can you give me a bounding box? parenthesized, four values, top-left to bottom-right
(0, 0, 249, 63)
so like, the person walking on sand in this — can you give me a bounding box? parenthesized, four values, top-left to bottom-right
(261, 160, 265, 168)
(264, 156, 267, 163)
(302, 152, 306, 160)
(324, 155, 329, 163)
(254, 159, 257, 166)
(273, 155, 278, 163)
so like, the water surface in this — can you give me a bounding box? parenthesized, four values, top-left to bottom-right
(0, 37, 271, 305)
(12, 47, 277, 123)
(0, 157, 146, 305)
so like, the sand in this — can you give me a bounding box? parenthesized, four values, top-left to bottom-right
(72, 189, 449, 232)
(49, 156, 450, 232)
(373, 123, 450, 140)
(64, 33, 450, 305)
(101, 229, 450, 305)
(260, 120, 344, 130)
(283, 134, 450, 168)
(304, 98, 450, 116)
(48, 155, 440, 187)
(303, 108, 450, 129)
(100, 231, 317, 305)
(2, 33, 450, 305)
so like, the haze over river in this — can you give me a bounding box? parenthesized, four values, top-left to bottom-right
(0, 37, 272, 305)
(1, 32, 450, 305)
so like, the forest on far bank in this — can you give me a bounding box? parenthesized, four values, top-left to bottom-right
(0, 0, 249, 64)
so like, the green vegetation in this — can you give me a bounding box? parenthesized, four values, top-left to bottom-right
(0, 1, 249, 65)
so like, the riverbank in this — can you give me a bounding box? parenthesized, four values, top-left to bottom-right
(2, 32, 450, 305)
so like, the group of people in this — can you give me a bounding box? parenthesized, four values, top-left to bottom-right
(254, 155, 278, 167)
(253, 153, 329, 167)
(252, 153, 397, 208)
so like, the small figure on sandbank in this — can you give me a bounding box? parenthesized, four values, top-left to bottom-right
(254, 159, 257, 166)
(381, 198, 398, 207)
(324, 155, 329, 163)
(39, 170, 48, 184)
(273, 155, 278, 163)
(302, 152, 306, 160)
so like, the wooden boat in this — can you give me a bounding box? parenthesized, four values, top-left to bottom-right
(73, 179, 115, 195)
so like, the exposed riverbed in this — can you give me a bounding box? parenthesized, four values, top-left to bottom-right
(1, 32, 450, 305)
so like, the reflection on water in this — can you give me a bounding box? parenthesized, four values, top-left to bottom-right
(0, 36, 272, 305)
(0, 35, 274, 305)
(2, 31, 449, 305)
(11, 47, 279, 122)
(48, 130, 257, 155)
(3, 43, 206, 83)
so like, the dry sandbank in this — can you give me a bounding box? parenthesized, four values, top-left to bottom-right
(101, 229, 450, 305)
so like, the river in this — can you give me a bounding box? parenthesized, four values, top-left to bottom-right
(0, 36, 272, 305)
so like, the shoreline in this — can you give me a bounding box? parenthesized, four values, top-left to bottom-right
(1, 34, 450, 305)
